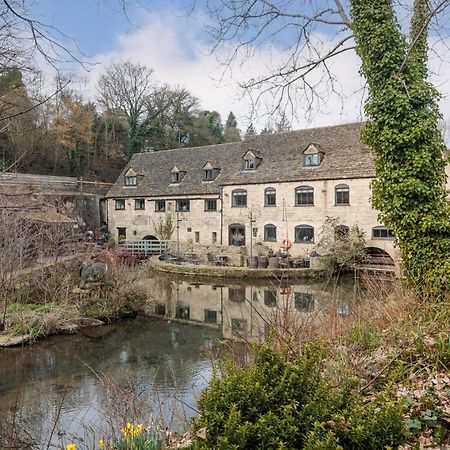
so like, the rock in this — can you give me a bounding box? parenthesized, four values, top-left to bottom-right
(0, 334, 30, 347)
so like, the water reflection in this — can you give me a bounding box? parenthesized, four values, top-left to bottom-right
(0, 272, 372, 448)
(139, 273, 360, 342)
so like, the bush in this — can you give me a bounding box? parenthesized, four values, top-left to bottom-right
(189, 345, 406, 449)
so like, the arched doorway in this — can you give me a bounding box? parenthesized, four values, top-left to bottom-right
(142, 235, 158, 241)
(229, 224, 245, 246)
(365, 247, 395, 265)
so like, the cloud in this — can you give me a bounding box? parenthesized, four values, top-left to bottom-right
(73, 8, 450, 135)
(72, 10, 366, 131)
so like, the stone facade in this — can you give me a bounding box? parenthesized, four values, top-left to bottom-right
(106, 122, 449, 274)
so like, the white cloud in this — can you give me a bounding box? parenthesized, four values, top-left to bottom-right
(72, 9, 450, 135)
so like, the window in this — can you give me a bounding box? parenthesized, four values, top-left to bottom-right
(252, 227, 258, 238)
(244, 158, 256, 170)
(204, 199, 217, 211)
(264, 224, 277, 242)
(205, 169, 214, 180)
(187, 227, 192, 232)
(176, 307, 190, 319)
(155, 200, 166, 212)
(115, 199, 125, 210)
(204, 309, 217, 324)
(229, 287, 246, 303)
(231, 189, 247, 207)
(335, 225, 350, 238)
(176, 199, 190, 212)
(171, 172, 181, 183)
(155, 304, 166, 316)
(295, 225, 314, 243)
(294, 292, 315, 312)
(231, 318, 247, 336)
(134, 198, 145, 210)
(335, 184, 350, 205)
(124, 175, 137, 186)
(117, 227, 126, 240)
(304, 153, 320, 167)
(264, 290, 277, 307)
(264, 187, 276, 206)
(372, 226, 395, 239)
(295, 186, 314, 206)
(195, 231, 200, 243)
(212, 232, 217, 243)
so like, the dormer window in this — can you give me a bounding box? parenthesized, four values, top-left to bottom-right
(244, 159, 256, 170)
(202, 162, 220, 181)
(170, 165, 186, 184)
(123, 168, 138, 186)
(242, 150, 261, 171)
(303, 143, 323, 167)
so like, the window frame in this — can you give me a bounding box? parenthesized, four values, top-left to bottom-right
(303, 153, 320, 167)
(134, 198, 145, 210)
(294, 225, 315, 243)
(335, 184, 350, 205)
(124, 175, 137, 186)
(295, 186, 314, 206)
(176, 199, 190, 212)
(171, 172, 181, 184)
(264, 187, 276, 207)
(372, 226, 395, 240)
(204, 199, 217, 211)
(264, 224, 277, 242)
(155, 200, 166, 212)
(231, 189, 247, 207)
(115, 199, 125, 210)
(244, 158, 256, 170)
(204, 169, 214, 181)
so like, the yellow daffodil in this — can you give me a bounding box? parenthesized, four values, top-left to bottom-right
(66, 444, 76, 450)
(98, 438, 105, 448)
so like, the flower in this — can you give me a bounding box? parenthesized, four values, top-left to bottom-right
(98, 439, 104, 448)
(66, 444, 76, 450)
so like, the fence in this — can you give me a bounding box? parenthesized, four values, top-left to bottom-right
(118, 240, 169, 256)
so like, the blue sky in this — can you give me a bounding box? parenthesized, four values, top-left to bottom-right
(27, 1, 450, 134)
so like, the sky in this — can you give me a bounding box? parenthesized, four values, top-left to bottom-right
(27, 0, 450, 133)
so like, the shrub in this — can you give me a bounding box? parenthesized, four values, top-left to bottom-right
(189, 344, 406, 449)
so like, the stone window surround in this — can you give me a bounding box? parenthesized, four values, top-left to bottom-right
(176, 199, 190, 212)
(155, 200, 166, 212)
(372, 226, 395, 240)
(264, 187, 276, 207)
(264, 224, 277, 242)
(204, 199, 218, 211)
(115, 199, 125, 210)
(295, 186, 314, 206)
(134, 198, 145, 210)
(294, 224, 315, 243)
(335, 184, 350, 205)
(231, 189, 247, 207)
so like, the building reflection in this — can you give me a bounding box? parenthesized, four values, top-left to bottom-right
(142, 274, 356, 342)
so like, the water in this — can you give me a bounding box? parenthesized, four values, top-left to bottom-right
(0, 271, 370, 448)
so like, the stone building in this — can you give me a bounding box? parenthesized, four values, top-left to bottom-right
(105, 122, 406, 268)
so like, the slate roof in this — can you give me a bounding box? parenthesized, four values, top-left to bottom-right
(106, 122, 374, 198)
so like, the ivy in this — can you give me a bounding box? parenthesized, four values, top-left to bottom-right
(351, 0, 450, 298)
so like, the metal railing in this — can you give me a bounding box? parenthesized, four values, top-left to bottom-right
(118, 240, 169, 256)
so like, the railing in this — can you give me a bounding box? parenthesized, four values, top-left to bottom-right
(118, 240, 169, 256)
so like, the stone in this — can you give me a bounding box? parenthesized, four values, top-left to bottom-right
(0, 334, 30, 347)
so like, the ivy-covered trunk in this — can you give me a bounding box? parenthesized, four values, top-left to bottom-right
(351, 0, 450, 298)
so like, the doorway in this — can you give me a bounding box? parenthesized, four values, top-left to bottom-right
(229, 224, 245, 246)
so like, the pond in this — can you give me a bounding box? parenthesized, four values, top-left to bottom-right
(0, 271, 384, 448)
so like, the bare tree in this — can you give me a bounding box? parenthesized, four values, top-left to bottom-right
(97, 61, 155, 156)
(204, 1, 450, 119)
